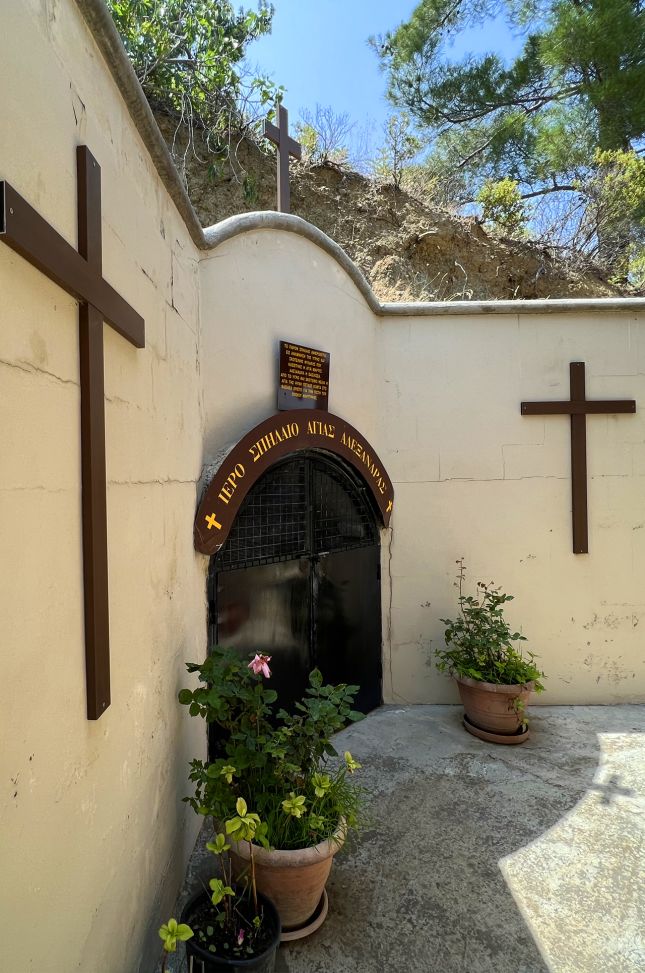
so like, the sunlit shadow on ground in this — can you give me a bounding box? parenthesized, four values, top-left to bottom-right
(160, 705, 644, 973)
(500, 730, 645, 973)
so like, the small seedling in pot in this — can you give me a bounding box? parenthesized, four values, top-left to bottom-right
(158, 918, 193, 972)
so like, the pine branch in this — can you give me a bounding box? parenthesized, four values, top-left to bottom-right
(520, 184, 577, 200)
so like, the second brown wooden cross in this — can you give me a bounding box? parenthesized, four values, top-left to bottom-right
(521, 362, 636, 554)
(263, 103, 302, 213)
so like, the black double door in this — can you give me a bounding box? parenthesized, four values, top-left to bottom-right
(208, 452, 382, 714)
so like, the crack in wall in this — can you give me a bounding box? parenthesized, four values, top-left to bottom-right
(0, 485, 71, 493)
(108, 478, 196, 486)
(0, 356, 78, 387)
(104, 393, 146, 410)
(383, 523, 413, 706)
(392, 472, 638, 484)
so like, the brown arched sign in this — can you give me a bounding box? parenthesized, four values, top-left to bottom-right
(195, 410, 394, 555)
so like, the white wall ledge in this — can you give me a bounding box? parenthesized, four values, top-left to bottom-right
(204, 213, 645, 317)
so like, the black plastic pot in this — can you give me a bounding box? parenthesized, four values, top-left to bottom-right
(180, 888, 281, 973)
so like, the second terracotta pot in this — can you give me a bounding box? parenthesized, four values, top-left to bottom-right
(228, 823, 345, 931)
(455, 675, 534, 734)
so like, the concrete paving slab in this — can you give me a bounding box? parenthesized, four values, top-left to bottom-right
(157, 705, 645, 973)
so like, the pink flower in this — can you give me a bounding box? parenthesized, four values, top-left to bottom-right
(248, 653, 272, 678)
(237, 929, 245, 946)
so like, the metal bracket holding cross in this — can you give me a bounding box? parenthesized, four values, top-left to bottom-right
(521, 362, 636, 554)
(1, 147, 145, 719)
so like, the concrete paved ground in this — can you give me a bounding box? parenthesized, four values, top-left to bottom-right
(159, 705, 644, 973)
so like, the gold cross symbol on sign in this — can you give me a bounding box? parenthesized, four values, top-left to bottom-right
(386, 500, 393, 513)
(205, 513, 222, 530)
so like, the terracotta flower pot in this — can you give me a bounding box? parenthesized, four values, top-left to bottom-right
(228, 822, 345, 931)
(455, 675, 534, 735)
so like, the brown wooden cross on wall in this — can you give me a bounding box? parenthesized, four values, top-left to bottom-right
(521, 362, 635, 554)
(263, 103, 302, 213)
(1, 147, 145, 719)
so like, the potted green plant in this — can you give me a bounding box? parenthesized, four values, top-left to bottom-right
(176, 807, 281, 972)
(178, 647, 364, 938)
(158, 917, 194, 972)
(436, 559, 545, 744)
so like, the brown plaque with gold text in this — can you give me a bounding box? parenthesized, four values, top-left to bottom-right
(278, 340, 330, 411)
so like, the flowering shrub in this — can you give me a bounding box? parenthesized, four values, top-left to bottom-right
(178, 645, 364, 850)
(436, 559, 544, 690)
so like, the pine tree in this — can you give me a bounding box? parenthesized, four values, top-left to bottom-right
(371, 0, 645, 276)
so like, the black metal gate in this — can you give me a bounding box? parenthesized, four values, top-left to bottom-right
(208, 451, 382, 714)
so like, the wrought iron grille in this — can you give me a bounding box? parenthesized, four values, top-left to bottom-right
(213, 452, 377, 572)
(214, 456, 308, 570)
(313, 462, 377, 553)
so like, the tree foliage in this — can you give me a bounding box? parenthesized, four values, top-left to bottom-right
(477, 177, 527, 236)
(582, 149, 645, 281)
(372, 113, 425, 189)
(371, 0, 645, 278)
(108, 0, 278, 163)
(295, 105, 354, 168)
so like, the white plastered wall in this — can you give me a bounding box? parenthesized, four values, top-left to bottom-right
(200, 235, 645, 708)
(199, 229, 379, 459)
(378, 312, 645, 704)
(1, 3, 206, 972)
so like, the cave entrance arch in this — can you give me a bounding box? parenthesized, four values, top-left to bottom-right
(207, 450, 382, 714)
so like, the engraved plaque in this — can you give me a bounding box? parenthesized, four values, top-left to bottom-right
(278, 340, 330, 411)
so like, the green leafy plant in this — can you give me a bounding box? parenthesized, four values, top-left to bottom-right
(107, 0, 280, 170)
(242, 173, 259, 206)
(477, 177, 528, 237)
(158, 918, 193, 972)
(181, 802, 277, 961)
(179, 647, 365, 851)
(584, 149, 645, 282)
(436, 559, 544, 690)
(372, 113, 424, 190)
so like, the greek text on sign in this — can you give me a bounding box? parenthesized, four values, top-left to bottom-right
(278, 341, 330, 411)
(194, 410, 394, 555)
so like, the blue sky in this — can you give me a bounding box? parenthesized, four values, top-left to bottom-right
(251, 1, 524, 144)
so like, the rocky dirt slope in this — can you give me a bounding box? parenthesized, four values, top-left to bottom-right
(159, 115, 625, 302)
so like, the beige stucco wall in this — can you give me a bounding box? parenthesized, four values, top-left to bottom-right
(378, 312, 645, 705)
(1, 2, 206, 972)
(2, 1, 645, 971)
(199, 229, 379, 462)
(200, 232, 645, 708)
